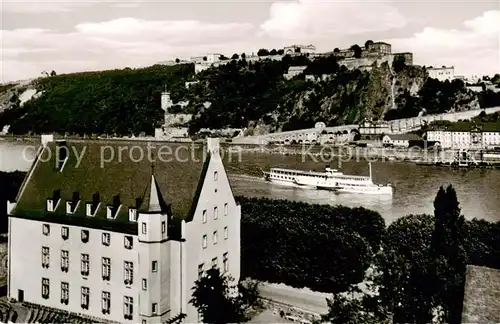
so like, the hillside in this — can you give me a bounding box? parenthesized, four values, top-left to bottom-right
(0, 54, 495, 136)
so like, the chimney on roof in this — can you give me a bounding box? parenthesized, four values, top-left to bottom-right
(206, 138, 220, 155)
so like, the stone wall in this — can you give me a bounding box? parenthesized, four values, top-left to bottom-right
(388, 106, 500, 133)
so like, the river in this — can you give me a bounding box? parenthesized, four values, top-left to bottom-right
(1, 140, 499, 224)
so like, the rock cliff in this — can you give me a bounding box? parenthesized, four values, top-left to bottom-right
(0, 57, 484, 136)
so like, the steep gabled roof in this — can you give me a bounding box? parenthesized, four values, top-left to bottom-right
(462, 265, 500, 323)
(12, 140, 210, 228)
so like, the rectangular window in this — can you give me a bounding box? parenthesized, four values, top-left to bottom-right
(102, 291, 110, 314)
(142, 223, 147, 234)
(224, 226, 228, 240)
(102, 233, 110, 246)
(124, 236, 133, 249)
(214, 206, 218, 220)
(81, 254, 89, 276)
(129, 208, 137, 222)
(61, 250, 69, 271)
(198, 263, 204, 279)
(61, 282, 69, 304)
(202, 210, 207, 223)
(106, 206, 114, 219)
(224, 203, 228, 216)
(152, 261, 158, 272)
(102, 257, 111, 280)
(61, 226, 69, 240)
(202, 235, 207, 249)
(47, 199, 54, 212)
(81, 287, 89, 309)
(65, 201, 72, 214)
(213, 231, 218, 245)
(41, 278, 50, 299)
(42, 247, 50, 268)
(86, 203, 92, 217)
(81, 230, 89, 243)
(124, 296, 133, 319)
(42, 224, 50, 236)
(214, 171, 218, 181)
(124, 261, 133, 285)
(152, 303, 158, 314)
(161, 221, 166, 233)
(211, 257, 217, 268)
(142, 278, 147, 290)
(223, 253, 229, 272)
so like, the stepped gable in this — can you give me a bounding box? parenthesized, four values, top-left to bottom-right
(12, 140, 211, 232)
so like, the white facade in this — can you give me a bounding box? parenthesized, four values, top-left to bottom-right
(7, 138, 241, 324)
(428, 66, 455, 81)
(382, 134, 419, 147)
(283, 45, 316, 55)
(427, 129, 500, 149)
(284, 66, 307, 80)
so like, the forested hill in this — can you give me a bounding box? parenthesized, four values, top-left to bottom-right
(0, 54, 498, 136)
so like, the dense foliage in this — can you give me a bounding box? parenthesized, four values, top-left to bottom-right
(0, 51, 486, 136)
(190, 268, 247, 323)
(0, 171, 26, 233)
(237, 196, 385, 293)
(2, 64, 194, 135)
(385, 78, 471, 120)
(369, 186, 500, 324)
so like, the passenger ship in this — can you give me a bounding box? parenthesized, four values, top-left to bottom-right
(262, 163, 393, 195)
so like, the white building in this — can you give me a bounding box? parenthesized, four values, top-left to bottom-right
(427, 66, 455, 82)
(283, 45, 316, 55)
(284, 66, 307, 80)
(7, 137, 241, 323)
(426, 123, 500, 149)
(359, 119, 390, 136)
(382, 134, 420, 147)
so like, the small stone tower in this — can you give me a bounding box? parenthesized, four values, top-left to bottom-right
(161, 91, 173, 112)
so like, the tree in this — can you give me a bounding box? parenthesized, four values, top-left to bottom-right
(319, 292, 388, 324)
(257, 48, 270, 56)
(392, 55, 406, 73)
(190, 268, 246, 324)
(365, 40, 374, 49)
(294, 47, 301, 53)
(240, 53, 246, 59)
(231, 53, 239, 60)
(491, 73, 500, 84)
(175, 58, 180, 63)
(350, 44, 362, 58)
(50, 70, 57, 76)
(277, 49, 284, 55)
(333, 47, 340, 53)
(373, 214, 435, 323)
(203, 56, 207, 61)
(429, 185, 467, 324)
(270, 49, 277, 55)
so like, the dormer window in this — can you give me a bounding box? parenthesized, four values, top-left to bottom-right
(66, 192, 80, 214)
(47, 200, 54, 212)
(81, 230, 89, 243)
(47, 190, 61, 212)
(106, 195, 121, 220)
(86, 192, 100, 217)
(129, 208, 137, 222)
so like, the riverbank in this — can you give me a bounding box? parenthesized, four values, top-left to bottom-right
(0, 135, 481, 164)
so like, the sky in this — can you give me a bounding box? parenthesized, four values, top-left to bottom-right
(1, 0, 499, 82)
